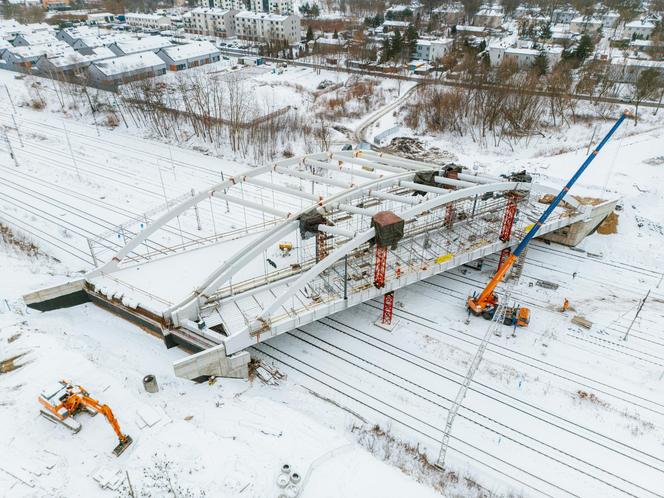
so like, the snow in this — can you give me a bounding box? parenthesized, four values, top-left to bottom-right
(159, 41, 219, 61)
(1, 49, 664, 497)
(93, 51, 166, 76)
(110, 36, 172, 55)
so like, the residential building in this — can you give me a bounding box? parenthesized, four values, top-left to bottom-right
(488, 43, 562, 68)
(35, 50, 94, 76)
(157, 40, 221, 70)
(87, 51, 167, 87)
(414, 38, 453, 62)
(268, 0, 295, 15)
(108, 36, 172, 56)
(382, 20, 410, 32)
(624, 19, 656, 40)
(432, 3, 464, 25)
(609, 58, 664, 82)
(570, 16, 602, 34)
(600, 11, 619, 29)
(125, 13, 172, 30)
(12, 31, 59, 47)
(234, 11, 300, 44)
(1, 41, 71, 71)
(57, 26, 99, 45)
(86, 12, 116, 24)
(42, 0, 71, 9)
(551, 8, 578, 24)
(198, 0, 246, 8)
(473, 7, 504, 28)
(183, 7, 238, 37)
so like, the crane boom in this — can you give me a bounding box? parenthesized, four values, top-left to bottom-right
(468, 110, 630, 315)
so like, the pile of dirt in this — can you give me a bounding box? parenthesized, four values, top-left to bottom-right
(387, 137, 458, 163)
(538, 194, 605, 210)
(597, 211, 619, 234)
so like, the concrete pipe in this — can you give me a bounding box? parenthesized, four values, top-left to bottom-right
(290, 472, 301, 484)
(143, 375, 159, 393)
(281, 464, 291, 474)
(276, 474, 290, 488)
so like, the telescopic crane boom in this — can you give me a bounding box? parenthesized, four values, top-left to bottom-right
(467, 110, 631, 321)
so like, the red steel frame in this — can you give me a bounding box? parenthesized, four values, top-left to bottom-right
(374, 245, 388, 288)
(382, 291, 394, 325)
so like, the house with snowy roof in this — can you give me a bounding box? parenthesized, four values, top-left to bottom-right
(87, 51, 166, 88)
(156, 41, 220, 70)
(108, 36, 173, 56)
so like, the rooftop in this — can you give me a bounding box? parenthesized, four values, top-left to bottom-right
(92, 51, 165, 76)
(112, 36, 172, 54)
(159, 41, 219, 60)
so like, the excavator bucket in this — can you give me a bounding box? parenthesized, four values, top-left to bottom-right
(112, 435, 133, 457)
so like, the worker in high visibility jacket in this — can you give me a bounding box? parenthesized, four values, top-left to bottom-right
(562, 298, 570, 312)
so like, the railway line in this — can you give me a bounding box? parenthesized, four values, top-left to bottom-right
(254, 319, 664, 497)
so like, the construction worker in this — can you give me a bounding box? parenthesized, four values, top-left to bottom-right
(562, 298, 570, 312)
(396, 265, 401, 279)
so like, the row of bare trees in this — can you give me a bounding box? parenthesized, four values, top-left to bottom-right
(405, 59, 585, 148)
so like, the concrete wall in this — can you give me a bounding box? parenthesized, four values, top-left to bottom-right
(541, 199, 619, 246)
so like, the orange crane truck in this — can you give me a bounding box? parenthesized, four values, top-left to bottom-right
(467, 110, 631, 326)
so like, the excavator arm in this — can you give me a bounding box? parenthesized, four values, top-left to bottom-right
(75, 386, 133, 456)
(468, 110, 631, 316)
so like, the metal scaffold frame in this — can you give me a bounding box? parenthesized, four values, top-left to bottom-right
(81, 150, 594, 355)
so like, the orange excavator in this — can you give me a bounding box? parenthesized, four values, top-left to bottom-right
(38, 380, 133, 456)
(467, 111, 630, 326)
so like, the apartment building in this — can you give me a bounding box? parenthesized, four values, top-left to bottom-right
(414, 38, 453, 62)
(183, 7, 238, 37)
(198, 0, 247, 9)
(125, 13, 172, 30)
(234, 11, 300, 44)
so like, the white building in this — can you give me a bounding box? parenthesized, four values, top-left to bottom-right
(157, 40, 221, 70)
(488, 43, 562, 68)
(86, 12, 116, 24)
(414, 38, 453, 62)
(125, 13, 172, 30)
(183, 7, 238, 37)
(234, 11, 300, 44)
(198, 0, 246, 8)
(268, 0, 296, 15)
(473, 7, 503, 28)
(624, 19, 656, 40)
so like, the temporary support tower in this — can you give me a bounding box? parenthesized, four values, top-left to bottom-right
(371, 211, 404, 325)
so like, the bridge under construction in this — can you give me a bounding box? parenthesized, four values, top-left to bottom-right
(24, 150, 616, 380)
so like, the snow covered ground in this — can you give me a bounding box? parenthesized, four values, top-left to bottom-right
(1, 64, 664, 497)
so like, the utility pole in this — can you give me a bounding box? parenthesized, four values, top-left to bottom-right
(2, 127, 19, 167)
(11, 114, 23, 148)
(63, 121, 81, 180)
(623, 290, 650, 341)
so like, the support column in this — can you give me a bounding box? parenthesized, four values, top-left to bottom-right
(381, 291, 394, 325)
(373, 245, 387, 288)
(315, 231, 328, 263)
(445, 203, 455, 229)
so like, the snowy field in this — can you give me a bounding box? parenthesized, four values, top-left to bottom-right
(1, 65, 664, 497)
